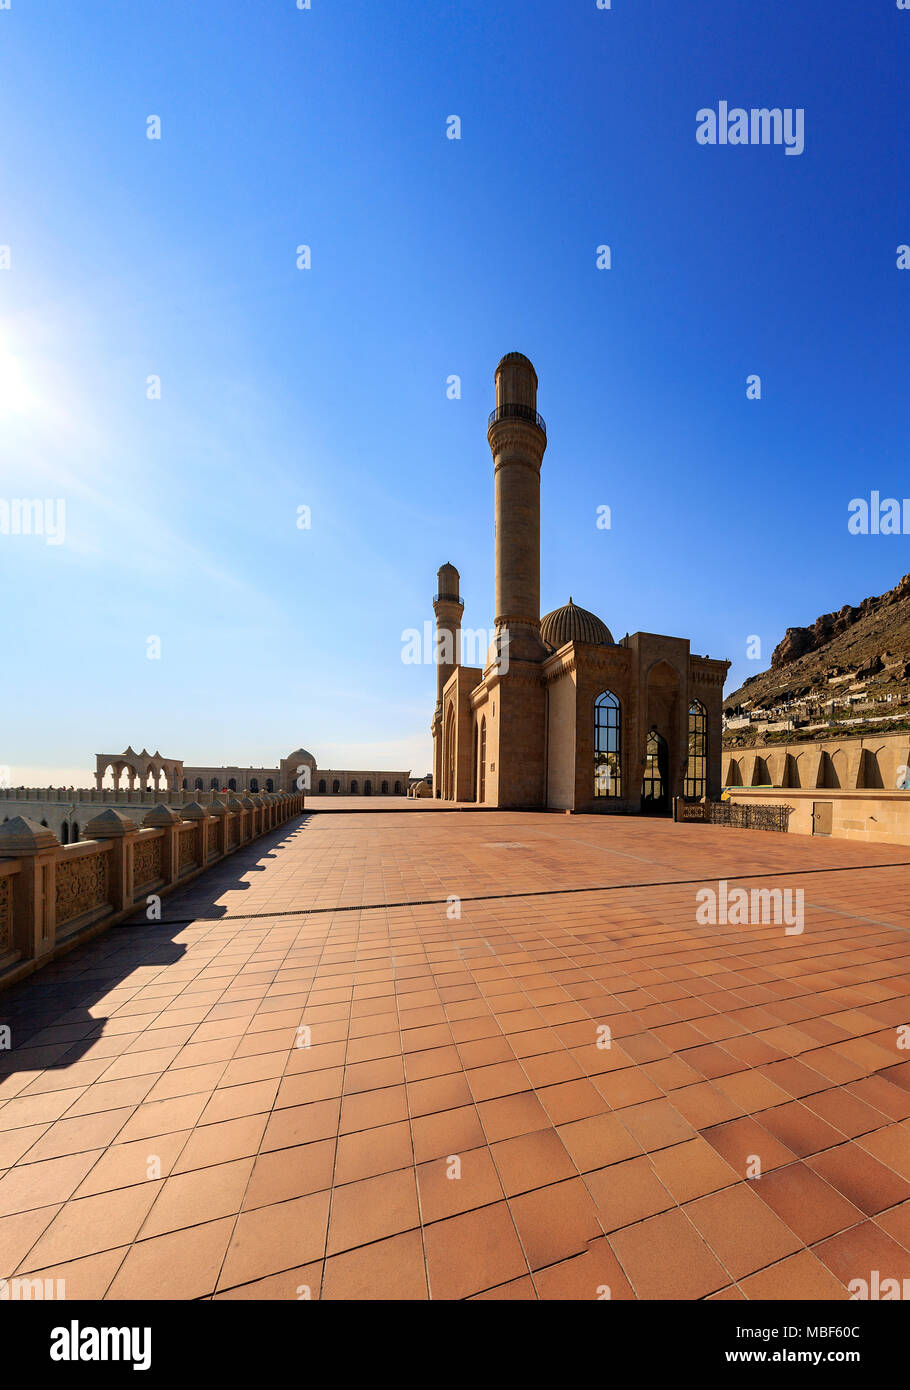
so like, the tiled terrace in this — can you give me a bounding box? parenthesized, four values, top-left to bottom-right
(2, 809, 910, 1300)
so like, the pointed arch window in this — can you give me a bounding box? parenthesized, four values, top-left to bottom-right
(594, 692, 621, 798)
(685, 700, 707, 798)
(478, 716, 487, 802)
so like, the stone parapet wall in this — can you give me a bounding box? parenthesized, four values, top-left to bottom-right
(0, 790, 306, 992)
(725, 787, 910, 848)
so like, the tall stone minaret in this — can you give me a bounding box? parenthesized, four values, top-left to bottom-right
(432, 562, 463, 715)
(488, 353, 548, 664)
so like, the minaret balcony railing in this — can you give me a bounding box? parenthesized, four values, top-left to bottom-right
(487, 403, 546, 435)
(433, 593, 463, 605)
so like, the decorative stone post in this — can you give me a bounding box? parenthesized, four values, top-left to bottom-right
(179, 801, 208, 870)
(208, 798, 228, 859)
(240, 794, 255, 842)
(142, 805, 181, 887)
(83, 809, 138, 913)
(0, 816, 60, 962)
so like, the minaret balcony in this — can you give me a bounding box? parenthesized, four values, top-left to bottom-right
(487, 403, 546, 435)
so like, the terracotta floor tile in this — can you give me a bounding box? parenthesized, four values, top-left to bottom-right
(338, 1085, 408, 1134)
(713, 1070, 793, 1114)
(556, 1112, 642, 1173)
(75, 1131, 189, 1197)
(218, 1191, 331, 1288)
(21, 1110, 132, 1164)
(585, 1156, 675, 1232)
(610, 1208, 728, 1299)
(808, 1143, 910, 1215)
(537, 1078, 606, 1126)
(649, 1137, 740, 1203)
(804, 1088, 890, 1139)
(116, 1094, 208, 1144)
(875, 1200, 910, 1251)
(533, 1235, 636, 1300)
(404, 1045, 463, 1081)
(508, 1177, 602, 1270)
(18, 1183, 163, 1271)
(491, 1128, 576, 1197)
(424, 1201, 528, 1299)
(213, 1260, 322, 1301)
(107, 1218, 235, 1299)
(0, 1151, 102, 1217)
(753, 1100, 845, 1159)
(738, 1249, 848, 1300)
(752, 1161, 863, 1244)
(25, 1246, 127, 1301)
(465, 1061, 530, 1103)
(323, 1229, 428, 1300)
(521, 1051, 584, 1088)
(476, 1091, 549, 1143)
(670, 1080, 744, 1129)
(417, 1145, 504, 1222)
(407, 1072, 473, 1117)
(814, 1219, 910, 1288)
(341, 1057, 405, 1095)
(0, 1204, 62, 1274)
(684, 1183, 803, 1280)
(173, 1114, 267, 1173)
(469, 1275, 537, 1299)
(593, 1069, 663, 1111)
(618, 1098, 696, 1153)
(260, 1098, 339, 1151)
(856, 1122, 910, 1181)
(326, 1167, 419, 1254)
(849, 1075, 910, 1122)
(243, 1141, 335, 1209)
(702, 1116, 797, 1177)
(410, 1105, 485, 1164)
(334, 1121, 412, 1185)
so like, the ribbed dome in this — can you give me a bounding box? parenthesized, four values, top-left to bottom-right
(540, 598, 614, 650)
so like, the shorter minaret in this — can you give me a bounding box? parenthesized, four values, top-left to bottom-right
(432, 563, 464, 715)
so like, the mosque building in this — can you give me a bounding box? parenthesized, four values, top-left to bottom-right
(431, 353, 729, 813)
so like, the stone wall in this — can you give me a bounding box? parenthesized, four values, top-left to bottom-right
(724, 731, 910, 794)
(0, 787, 252, 845)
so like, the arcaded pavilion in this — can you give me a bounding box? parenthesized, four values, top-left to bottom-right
(431, 353, 730, 813)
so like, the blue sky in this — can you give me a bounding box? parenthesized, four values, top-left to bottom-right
(2, 0, 909, 785)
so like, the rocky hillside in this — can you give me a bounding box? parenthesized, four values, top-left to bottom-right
(725, 571, 910, 713)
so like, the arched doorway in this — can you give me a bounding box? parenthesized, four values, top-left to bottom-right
(364, 780, 372, 796)
(641, 729, 670, 815)
(333, 780, 340, 793)
(350, 780, 358, 794)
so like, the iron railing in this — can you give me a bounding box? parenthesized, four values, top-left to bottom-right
(433, 592, 463, 605)
(708, 801, 792, 833)
(487, 403, 547, 435)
